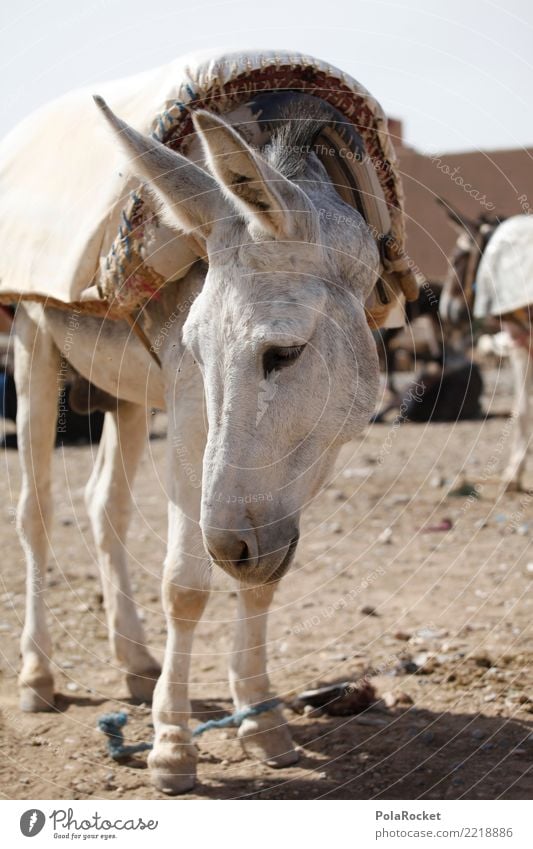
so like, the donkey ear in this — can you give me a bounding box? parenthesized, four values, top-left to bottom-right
(191, 110, 312, 239)
(93, 96, 226, 238)
(435, 196, 477, 236)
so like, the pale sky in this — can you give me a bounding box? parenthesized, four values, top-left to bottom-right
(1, 0, 532, 153)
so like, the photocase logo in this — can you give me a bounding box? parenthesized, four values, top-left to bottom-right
(20, 809, 46, 837)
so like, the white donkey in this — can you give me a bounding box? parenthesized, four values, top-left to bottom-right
(440, 203, 533, 491)
(11, 95, 383, 793)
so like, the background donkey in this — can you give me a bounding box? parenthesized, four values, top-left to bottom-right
(439, 199, 533, 491)
(13, 97, 382, 794)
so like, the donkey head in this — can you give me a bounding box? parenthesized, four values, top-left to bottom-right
(438, 197, 500, 326)
(96, 97, 380, 584)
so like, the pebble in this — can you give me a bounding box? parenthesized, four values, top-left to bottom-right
(19, 777, 30, 785)
(303, 704, 323, 717)
(66, 683, 79, 692)
(393, 657, 419, 675)
(383, 690, 414, 708)
(354, 715, 388, 727)
(526, 563, 533, 574)
(342, 466, 373, 479)
(417, 627, 448, 640)
(390, 494, 410, 505)
(393, 630, 411, 642)
(413, 652, 438, 674)
(377, 527, 393, 545)
(361, 605, 378, 617)
(443, 639, 463, 651)
(471, 728, 486, 740)
(382, 691, 397, 708)
(470, 651, 492, 668)
(448, 482, 480, 499)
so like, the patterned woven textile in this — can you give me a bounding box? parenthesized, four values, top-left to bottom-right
(0, 49, 417, 326)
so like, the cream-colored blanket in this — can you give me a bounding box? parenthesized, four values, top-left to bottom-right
(0, 49, 415, 324)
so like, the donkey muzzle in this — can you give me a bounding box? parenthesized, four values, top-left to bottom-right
(203, 521, 299, 584)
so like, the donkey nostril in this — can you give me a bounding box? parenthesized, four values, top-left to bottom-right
(206, 536, 254, 567)
(237, 541, 249, 566)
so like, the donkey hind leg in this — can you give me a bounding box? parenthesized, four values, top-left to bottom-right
(230, 583, 299, 767)
(85, 403, 160, 701)
(502, 345, 532, 492)
(14, 310, 60, 711)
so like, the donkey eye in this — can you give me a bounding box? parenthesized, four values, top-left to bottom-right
(263, 345, 306, 377)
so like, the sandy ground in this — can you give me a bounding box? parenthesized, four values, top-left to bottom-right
(1, 367, 532, 800)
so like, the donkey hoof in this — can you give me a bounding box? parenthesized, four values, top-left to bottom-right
(19, 680, 55, 712)
(148, 727, 197, 795)
(126, 666, 161, 703)
(150, 766, 196, 796)
(148, 749, 197, 795)
(238, 711, 299, 768)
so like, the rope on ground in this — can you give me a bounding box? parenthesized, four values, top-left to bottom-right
(97, 698, 281, 762)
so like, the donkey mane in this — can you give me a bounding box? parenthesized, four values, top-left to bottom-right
(262, 100, 331, 179)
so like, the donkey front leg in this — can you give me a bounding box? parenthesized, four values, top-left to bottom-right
(14, 309, 60, 711)
(502, 344, 532, 492)
(148, 507, 210, 794)
(231, 583, 298, 767)
(149, 392, 210, 794)
(85, 402, 160, 701)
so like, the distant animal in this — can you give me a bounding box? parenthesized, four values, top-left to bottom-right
(438, 198, 503, 328)
(400, 360, 483, 423)
(439, 198, 533, 490)
(372, 282, 483, 422)
(376, 279, 444, 394)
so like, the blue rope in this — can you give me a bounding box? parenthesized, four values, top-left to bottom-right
(98, 699, 281, 762)
(191, 699, 281, 736)
(98, 712, 153, 760)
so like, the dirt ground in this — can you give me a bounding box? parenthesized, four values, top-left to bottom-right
(1, 367, 532, 801)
